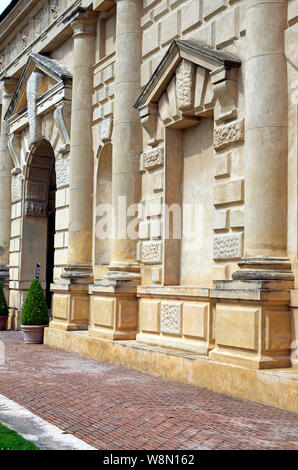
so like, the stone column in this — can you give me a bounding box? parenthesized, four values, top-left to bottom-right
(67, 8, 97, 268)
(89, 0, 142, 341)
(50, 8, 97, 331)
(109, 0, 142, 273)
(0, 79, 16, 289)
(236, 0, 289, 277)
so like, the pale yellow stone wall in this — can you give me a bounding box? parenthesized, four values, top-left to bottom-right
(139, 0, 247, 286)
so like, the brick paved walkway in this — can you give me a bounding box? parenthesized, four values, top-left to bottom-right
(0, 332, 297, 450)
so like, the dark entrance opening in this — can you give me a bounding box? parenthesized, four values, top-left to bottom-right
(46, 164, 56, 311)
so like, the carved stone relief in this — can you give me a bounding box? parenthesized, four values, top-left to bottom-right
(141, 241, 163, 265)
(55, 154, 70, 189)
(100, 117, 113, 143)
(25, 201, 47, 217)
(214, 119, 244, 151)
(140, 147, 164, 171)
(26, 182, 48, 201)
(213, 233, 243, 260)
(161, 303, 182, 335)
(11, 172, 23, 203)
(176, 60, 195, 111)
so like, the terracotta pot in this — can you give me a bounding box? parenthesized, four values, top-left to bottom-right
(0, 316, 8, 331)
(21, 325, 48, 344)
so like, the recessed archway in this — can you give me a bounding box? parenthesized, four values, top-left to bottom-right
(20, 139, 56, 310)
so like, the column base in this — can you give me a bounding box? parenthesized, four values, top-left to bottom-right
(50, 265, 93, 331)
(210, 279, 292, 370)
(89, 273, 140, 340)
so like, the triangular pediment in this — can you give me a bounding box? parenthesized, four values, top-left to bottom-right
(5, 53, 72, 120)
(135, 39, 241, 110)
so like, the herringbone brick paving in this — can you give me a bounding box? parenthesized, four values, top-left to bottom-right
(0, 331, 297, 450)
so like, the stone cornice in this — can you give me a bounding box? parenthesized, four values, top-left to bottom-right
(0, 0, 82, 81)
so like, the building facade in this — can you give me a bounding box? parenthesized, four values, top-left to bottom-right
(0, 0, 297, 410)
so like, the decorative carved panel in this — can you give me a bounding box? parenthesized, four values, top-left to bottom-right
(214, 119, 244, 151)
(213, 233, 243, 260)
(161, 303, 182, 335)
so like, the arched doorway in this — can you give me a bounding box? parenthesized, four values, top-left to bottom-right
(94, 143, 112, 266)
(21, 139, 56, 312)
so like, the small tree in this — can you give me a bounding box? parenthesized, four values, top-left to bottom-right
(0, 284, 9, 317)
(21, 279, 49, 326)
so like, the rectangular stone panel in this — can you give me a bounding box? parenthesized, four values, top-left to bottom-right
(216, 305, 259, 351)
(118, 300, 138, 331)
(52, 294, 69, 320)
(183, 303, 208, 339)
(214, 179, 244, 206)
(264, 310, 291, 352)
(139, 300, 160, 333)
(92, 297, 115, 328)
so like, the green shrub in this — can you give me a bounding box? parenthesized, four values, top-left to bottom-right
(21, 279, 49, 326)
(0, 284, 9, 317)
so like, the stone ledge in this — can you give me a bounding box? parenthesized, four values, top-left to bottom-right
(44, 328, 298, 414)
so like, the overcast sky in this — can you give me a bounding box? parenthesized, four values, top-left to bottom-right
(0, 0, 11, 15)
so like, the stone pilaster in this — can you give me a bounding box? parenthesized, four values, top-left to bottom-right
(209, 1, 292, 369)
(0, 78, 17, 292)
(50, 8, 97, 331)
(89, 0, 142, 340)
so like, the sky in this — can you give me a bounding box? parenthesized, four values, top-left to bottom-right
(0, 0, 11, 15)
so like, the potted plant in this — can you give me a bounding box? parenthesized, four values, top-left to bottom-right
(0, 283, 9, 331)
(21, 278, 49, 344)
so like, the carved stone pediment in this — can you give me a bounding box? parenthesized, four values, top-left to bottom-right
(135, 40, 241, 146)
(5, 53, 72, 122)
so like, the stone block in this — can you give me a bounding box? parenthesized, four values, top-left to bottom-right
(213, 210, 228, 230)
(183, 302, 208, 339)
(212, 264, 228, 281)
(92, 297, 115, 328)
(139, 221, 150, 240)
(150, 219, 162, 239)
(52, 294, 69, 320)
(204, 0, 227, 19)
(139, 300, 160, 333)
(216, 304, 259, 351)
(54, 249, 68, 266)
(55, 208, 69, 231)
(181, 0, 202, 33)
(214, 179, 244, 206)
(153, 171, 164, 193)
(230, 209, 244, 228)
(264, 309, 291, 352)
(214, 153, 231, 178)
(161, 11, 179, 46)
(143, 23, 159, 57)
(118, 299, 138, 330)
(215, 9, 239, 48)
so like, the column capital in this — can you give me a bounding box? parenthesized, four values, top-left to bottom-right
(64, 8, 97, 37)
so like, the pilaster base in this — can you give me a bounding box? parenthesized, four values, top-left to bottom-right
(209, 279, 292, 370)
(50, 265, 93, 331)
(89, 273, 139, 340)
